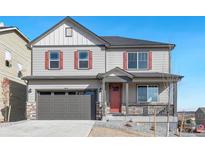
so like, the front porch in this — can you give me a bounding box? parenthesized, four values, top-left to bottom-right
(97, 67, 182, 119)
(102, 82, 177, 117)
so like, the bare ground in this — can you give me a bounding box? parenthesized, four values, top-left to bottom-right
(89, 126, 152, 137)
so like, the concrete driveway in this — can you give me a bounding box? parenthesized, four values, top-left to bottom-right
(0, 120, 95, 137)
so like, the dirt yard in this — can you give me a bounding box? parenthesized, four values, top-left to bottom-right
(89, 126, 152, 137)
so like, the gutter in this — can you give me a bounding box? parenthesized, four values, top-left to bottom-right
(106, 44, 176, 50)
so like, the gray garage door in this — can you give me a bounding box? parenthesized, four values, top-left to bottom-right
(37, 91, 96, 120)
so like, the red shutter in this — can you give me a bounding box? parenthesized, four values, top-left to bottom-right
(88, 50, 93, 69)
(45, 51, 49, 70)
(123, 52, 128, 70)
(74, 50, 78, 69)
(60, 51, 63, 69)
(148, 51, 152, 70)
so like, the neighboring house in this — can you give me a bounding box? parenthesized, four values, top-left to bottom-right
(23, 17, 183, 125)
(178, 111, 195, 121)
(195, 108, 205, 125)
(0, 23, 31, 122)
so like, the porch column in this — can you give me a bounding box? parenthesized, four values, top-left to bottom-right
(125, 82, 129, 115)
(173, 82, 177, 116)
(102, 79, 107, 116)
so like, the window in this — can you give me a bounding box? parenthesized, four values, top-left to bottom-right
(128, 52, 148, 70)
(5, 51, 12, 67)
(65, 27, 72, 37)
(49, 51, 60, 69)
(138, 86, 147, 102)
(39, 92, 51, 95)
(128, 53, 138, 69)
(138, 52, 148, 69)
(54, 92, 66, 95)
(78, 51, 88, 69)
(137, 85, 158, 103)
(5, 60, 10, 67)
(17, 63, 23, 78)
(68, 91, 76, 95)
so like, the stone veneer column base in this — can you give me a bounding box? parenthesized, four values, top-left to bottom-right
(26, 102, 37, 120)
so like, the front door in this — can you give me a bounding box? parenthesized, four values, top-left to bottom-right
(109, 83, 122, 112)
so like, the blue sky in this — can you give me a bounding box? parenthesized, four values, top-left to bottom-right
(0, 16, 204, 111)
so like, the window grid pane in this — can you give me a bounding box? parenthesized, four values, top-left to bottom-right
(138, 52, 148, 69)
(137, 85, 158, 103)
(49, 51, 60, 69)
(138, 86, 147, 102)
(79, 51, 88, 60)
(50, 61, 59, 69)
(79, 61, 88, 68)
(79, 51, 88, 69)
(50, 51, 59, 60)
(147, 86, 158, 102)
(128, 53, 138, 69)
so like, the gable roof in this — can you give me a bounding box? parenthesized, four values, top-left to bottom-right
(101, 36, 175, 49)
(29, 16, 175, 49)
(29, 16, 110, 47)
(97, 67, 134, 79)
(0, 26, 29, 43)
(198, 108, 205, 113)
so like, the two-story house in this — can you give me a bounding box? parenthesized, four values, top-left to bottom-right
(0, 24, 31, 122)
(23, 17, 182, 126)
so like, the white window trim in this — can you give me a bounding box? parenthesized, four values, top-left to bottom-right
(65, 27, 73, 37)
(78, 50, 89, 69)
(137, 85, 159, 103)
(49, 51, 60, 70)
(5, 51, 12, 61)
(128, 52, 148, 70)
(17, 63, 23, 72)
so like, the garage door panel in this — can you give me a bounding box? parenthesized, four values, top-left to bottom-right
(38, 97, 51, 103)
(52, 103, 67, 113)
(68, 103, 81, 113)
(66, 113, 81, 120)
(37, 91, 96, 120)
(38, 113, 52, 120)
(38, 103, 51, 113)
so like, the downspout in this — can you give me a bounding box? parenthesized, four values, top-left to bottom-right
(166, 45, 172, 137)
(105, 47, 107, 73)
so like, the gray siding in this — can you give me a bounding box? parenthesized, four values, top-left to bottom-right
(106, 49, 169, 73)
(32, 46, 105, 76)
(28, 80, 101, 102)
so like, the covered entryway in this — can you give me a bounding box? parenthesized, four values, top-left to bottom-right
(37, 90, 96, 120)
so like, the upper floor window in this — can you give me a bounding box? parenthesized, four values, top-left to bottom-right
(137, 85, 158, 103)
(65, 27, 72, 37)
(49, 51, 60, 69)
(5, 51, 12, 67)
(17, 63, 23, 78)
(128, 52, 148, 70)
(78, 51, 88, 69)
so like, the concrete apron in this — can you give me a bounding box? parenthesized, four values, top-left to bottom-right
(0, 120, 95, 137)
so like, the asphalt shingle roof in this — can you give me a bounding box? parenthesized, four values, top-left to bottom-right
(100, 36, 174, 47)
(0, 26, 13, 29)
(199, 108, 205, 113)
(131, 72, 183, 78)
